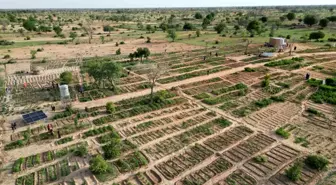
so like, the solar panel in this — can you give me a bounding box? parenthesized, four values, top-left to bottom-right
(22, 110, 47, 124)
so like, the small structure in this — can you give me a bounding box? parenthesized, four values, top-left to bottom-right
(22, 110, 47, 125)
(269, 37, 287, 49)
(59, 84, 71, 107)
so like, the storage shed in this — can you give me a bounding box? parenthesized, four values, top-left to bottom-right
(269, 37, 287, 48)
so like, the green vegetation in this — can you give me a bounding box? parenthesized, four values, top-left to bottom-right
(286, 161, 303, 182)
(74, 145, 88, 157)
(89, 155, 110, 174)
(275, 127, 290, 139)
(254, 155, 268, 163)
(294, 137, 310, 147)
(59, 71, 72, 85)
(305, 155, 329, 171)
(55, 137, 73, 145)
(106, 102, 116, 114)
(265, 57, 304, 68)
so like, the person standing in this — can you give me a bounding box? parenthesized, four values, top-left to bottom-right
(57, 130, 61, 139)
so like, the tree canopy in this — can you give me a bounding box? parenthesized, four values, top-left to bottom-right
(286, 12, 296, 21)
(246, 20, 262, 35)
(319, 19, 329, 28)
(304, 15, 318, 26)
(89, 155, 109, 174)
(167, 29, 177, 42)
(59, 71, 72, 85)
(194, 12, 203, 19)
(214, 22, 226, 34)
(309, 31, 325, 40)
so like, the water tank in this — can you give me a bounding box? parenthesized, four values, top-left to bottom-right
(59, 84, 70, 99)
(269, 37, 286, 48)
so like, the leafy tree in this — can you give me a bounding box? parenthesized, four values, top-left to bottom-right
(53, 26, 62, 36)
(234, 25, 240, 31)
(146, 24, 152, 32)
(260, 16, 268, 23)
(183, 22, 194, 30)
(102, 62, 122, 90)
(286, 161, 302, 182)
(106, 102, 116, 114)
(60, 71, 72, 85)
(89, 155, 109, 174)
(304, 15, 318, 27)
(205, 12, 216, 21)
(159, 22, 168, 32)
(22, 20, 36, 31)
(304, 155, 329, 171)
(69, 32, 77, 42)
(196, 29, 201, 37)
(327, 16, 336, 22)
(247, 20, 262, 36)
(129, 53, 135, 61)
(214, 22, 226, 34)
(309, 31, 325, 40)
(287, 12, 296, 21)
(319, 18, 329, 28)
(194, 12, 203, 19)
(202, 18, 211, 29)
(167, 29, 177, 42)
(280, 16, 286, 22)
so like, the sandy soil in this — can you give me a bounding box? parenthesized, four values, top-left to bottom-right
(0, 39, 203, 61)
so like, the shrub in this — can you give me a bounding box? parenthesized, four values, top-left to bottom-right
(89, 155, 109, 174)
(74, 145, 88, 157)
(0, 40, 14, 46)
(325, 78, 336, 87)
(3, 54, 10, 59)
(275, 127, 290, 139)
(328, 38, 336, 42)
(102, 139, 121, 159)
(255, 98, 273, 108)
(270, 95, 285, 102)
(244, 67, 256, 72)
(286, 161, 302, 181)
(254, 155, 268, 163)
(309, 31, 325, 40)
(304, 155, 329, 171)
(106, 102, 116, 114)
(59, 71, 72, 85)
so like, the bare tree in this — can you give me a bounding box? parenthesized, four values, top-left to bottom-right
(243, 39, 252, 55)
(136, 63, 169, 103)
(82, 19, 94, 44)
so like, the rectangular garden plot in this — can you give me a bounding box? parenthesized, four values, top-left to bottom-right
(266, 161, 320, 185)
(130, 111, 218, 146)
(121, 108, 206, 137)
(155, 144, 214, 180)
(204, 126, 254, 152)
(119, 170, 162, 185)
(215, 169, 257, 185)
(176, 157, 232, 185)
(223, 133, 276, 163)
(143, 117, 231, 160)
(243, 144, 300, 180)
